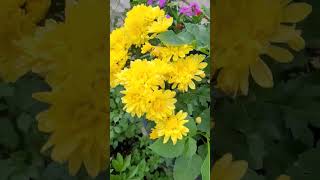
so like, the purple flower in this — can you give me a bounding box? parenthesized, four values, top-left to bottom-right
(147, 0, 153, 5)
(179, 1, 202, 17)
(159, 0, 166, 8)
(166, 14, 171, 18)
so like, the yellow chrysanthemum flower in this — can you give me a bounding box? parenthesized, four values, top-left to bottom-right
(19, 0, 107, 87)
(110, 27, 130, 88)
(145, 89, 177, 121)
(118, 59, 170, 90)
(0, 0, 50, 81)
(141, 42, 193, 62)
(123, 4, 173, 46)
(150, 110, 189, 145)
(121, 86, 177, 119)
(33, 72, 108, 177)
(214, 0, 312, 95)
(169, 54, 207, 92)
(19, 0, 108, 177)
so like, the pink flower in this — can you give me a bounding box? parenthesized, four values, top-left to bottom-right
(179, 1, 202, 17)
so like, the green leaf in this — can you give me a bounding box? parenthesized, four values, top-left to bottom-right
(184, 138, 197, 158)
(121, 155, 131, 172)
(198, 108, 210, 134)
(201, 153, 210, 180)
(149, 138, 185, 158)
(177, 31, 195, 44)
(128, 165, 139, 179)
(173, 154, 203, 180)
(157, 31, 185, 45)
(185, 118, 197, 137)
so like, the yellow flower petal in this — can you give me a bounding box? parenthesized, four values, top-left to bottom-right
(266, 45, 294, 63)
(282, 3, 312, 23)
(288, 33, 305, 51)
(189, 81, 196, 89)
(250, 58, 274, 88)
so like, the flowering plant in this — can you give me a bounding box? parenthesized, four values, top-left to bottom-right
(110, 0, 210, 179)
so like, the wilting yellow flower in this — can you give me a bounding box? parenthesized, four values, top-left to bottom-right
(169, 54, 207, 92)
(0, 0, 50, 81)
(211, 153, 248, 180)
(150, 110, 189, 145)
(214, 0, 312, 95)
(20, 0, 108, 177)
(123, 4, 173, 46)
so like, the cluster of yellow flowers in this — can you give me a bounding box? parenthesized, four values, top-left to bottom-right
(213, 0, 312, 96)
(1, 0, 108, 177)
(110, 5, 208, 145)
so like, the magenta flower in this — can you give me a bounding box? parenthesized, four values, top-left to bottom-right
(179, 1, 202, 17)
(159, 0, 166, 8)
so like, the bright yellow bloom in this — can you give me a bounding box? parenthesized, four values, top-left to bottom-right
(148, 44, 193, 62)
(150, 110, 189, 145)
(121, 85, 177, 119)
(118, 59, 171, 90)
(211, 153, 248, 180)
(214, 0, 312, 95)
(145, 89, 177, 121)
(169, 54, 207, 92)
(110, 27, 131, 88)
(0, 0, 50, 81)
(123, 4, 173, 46)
